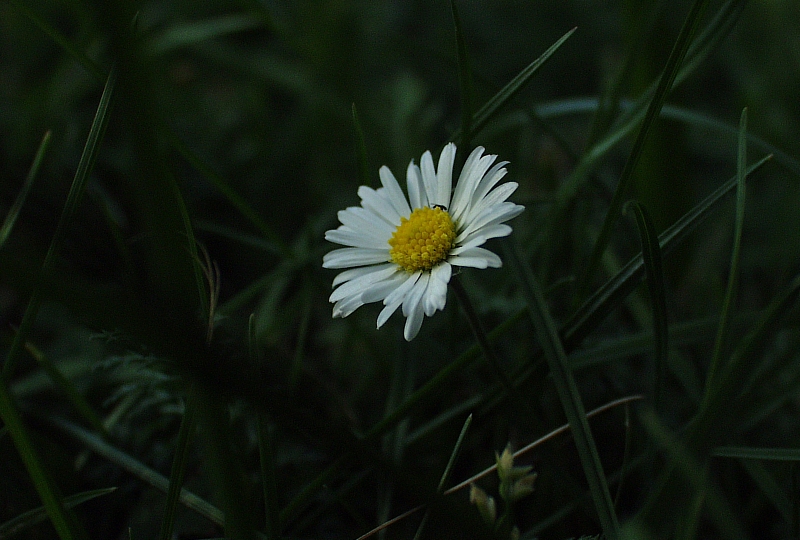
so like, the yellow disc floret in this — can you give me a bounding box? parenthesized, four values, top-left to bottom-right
(389, 206, 456, 272)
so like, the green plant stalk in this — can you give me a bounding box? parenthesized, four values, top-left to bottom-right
(258, 415, 282, 540)
(0, 488, 116, 538)
(580, 0, 712, 294)
(504, 239, 620, 539)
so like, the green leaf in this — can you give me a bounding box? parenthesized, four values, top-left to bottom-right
(0, 488, 116, 539)
(504, 239, 620, 540)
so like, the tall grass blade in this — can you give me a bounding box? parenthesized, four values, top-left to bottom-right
(413, 414, 473, 540)
(0, 488, 116, 538)
(451, 27, 576, 143)
(705, 107, 747, 388)
(351, 103, 372, 188)
(562, 155, 771, 352)
(50, 417, 224, 526)
(713, 447, 800, 461)
(148, 14, 265, 54)
(638, 408, 747, 540)
(451, 0, 474, 150)
(0, 131, 51, 249)
(580, 0, 712, 293)
(158, 400, 197, 540)
(3, 66, 117, 379)
(504, 239, 620, 540)
(0, 381, 88, 540)
(624, 202, 668, 409)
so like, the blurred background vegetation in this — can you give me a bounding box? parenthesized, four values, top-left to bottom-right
(2, 0, 800, 539)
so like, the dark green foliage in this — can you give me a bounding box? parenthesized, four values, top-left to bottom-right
(2, 1, 800, 539)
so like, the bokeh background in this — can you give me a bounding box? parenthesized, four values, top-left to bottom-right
(2, 0, 800, 539)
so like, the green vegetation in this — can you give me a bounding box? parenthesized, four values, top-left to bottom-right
(2, 1, 800, 538)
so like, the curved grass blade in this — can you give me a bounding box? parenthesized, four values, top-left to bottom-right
(351, 103, 372, 188)
(705, 107, 747, 388)
(0, 488, 116, 539)
(158, 399, 197, 540)
(3, 65, 116, 379)
(580, 0, 712, 294)
(450, 27, 576, 143)
(50, 417, 224, 526)
(624, 201, 668, 409)
(504, 238, 620, 540)
(0, 131, 51, 249)
(451, 0, 474, 150)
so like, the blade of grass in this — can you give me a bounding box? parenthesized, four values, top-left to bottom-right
(0, 488, 116, 538)
(147, 13, 265, 55)
(450, 27, 576, 144)
(503, 239, 620, 540)
(0, 380, 88, 540)
(49, 417, 224, 526)
(351, 103, 372, 188)
(412, 414, 472, 540)
(580, 0, 712, 294)
(3, 65, 116, 379)
(451, 0, 474, 150)
(5, 0, 106, 80)
(705, 107, 747, 388)
(158, 398, 197, 540)
(624, 201, 668, 410)
(0, 131, 51, 248)
(637, 408, 748, 540)
(713, 447, 800, 461)
(562, 155, 771, 352)
(23, 341, 108, 438)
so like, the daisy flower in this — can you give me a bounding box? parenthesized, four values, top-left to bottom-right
(323, 143, 524, 341)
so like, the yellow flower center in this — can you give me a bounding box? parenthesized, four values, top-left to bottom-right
(388, 206, 456, 272)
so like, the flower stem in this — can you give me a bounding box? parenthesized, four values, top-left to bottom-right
(451, 276, 531, 413)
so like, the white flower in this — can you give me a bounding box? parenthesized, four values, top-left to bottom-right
(323, 143, 524, 341)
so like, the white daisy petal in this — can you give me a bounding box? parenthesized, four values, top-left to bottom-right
(323, 143, 523, 340)
(406, 161, 428, 210)
(423, 262, 451, 315)
(325, 227, 390, 250)
(449, 247, 503, 269)
(323, 247, 389, 269)
(337, 207, 394, 240)
(435, 143, 456, 208)
(330, 264, 400, 302)
(420, 150, 438, 205)
(379, 166, 412, 217)
(358, 185, 402, 226)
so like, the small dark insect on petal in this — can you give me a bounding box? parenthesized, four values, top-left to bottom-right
(432, 204, 447, 211)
